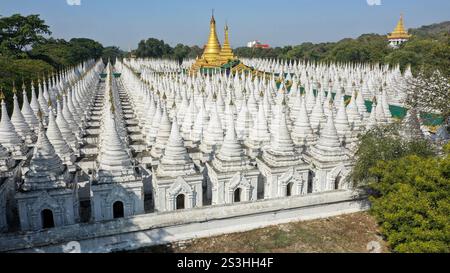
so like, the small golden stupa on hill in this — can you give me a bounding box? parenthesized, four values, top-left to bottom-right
(190, 12, 239, 73)
(387, 14, 412, 48)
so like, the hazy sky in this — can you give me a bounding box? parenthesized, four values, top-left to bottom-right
(1, 0, 449, 50)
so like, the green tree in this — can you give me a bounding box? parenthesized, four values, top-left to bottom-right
(67, 38, 104, 64)
(135, 38, 173, 58)
(0, 56, 54, 112)
(30, 37, 104, 68)
(173, 43, 191, 63)
(29, 38, 74, 68)
(368, 148, 450, 253)
(351, 124, 435, 186)
(187, 45, 203, 59)
(101, 46, 124, 64)
(0, 14, 51, 57)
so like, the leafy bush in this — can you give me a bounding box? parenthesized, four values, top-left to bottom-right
(368, 150, 450, 253)
(351, 124, 435, 186)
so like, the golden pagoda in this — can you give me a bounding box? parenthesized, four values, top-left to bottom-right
(202, 13, 222, 64)
(218, 24, 235, 64)
(190, 12, 237, 73)
(387, 14, 411, 47)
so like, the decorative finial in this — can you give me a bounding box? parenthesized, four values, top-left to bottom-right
(12, 81, 17, 94)
(0, 90, 4, 101)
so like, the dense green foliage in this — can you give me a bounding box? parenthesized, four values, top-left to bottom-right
(352, 124, 449, 253)
(0, 14, 51, 58)
(134, 38, 202, 62)
(29, 37, 104, 68)
(135, 38, 173, 58)
(101, 46, 125, 64)
(368, 145, 450, 253)
(351, 124, 436, 185)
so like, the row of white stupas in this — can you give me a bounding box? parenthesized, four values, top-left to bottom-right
(0, 56, 401, 232)
(241, 58, 412, 105)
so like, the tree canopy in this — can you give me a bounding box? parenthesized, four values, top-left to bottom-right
(351, 123, 449, 253)
(368, 147, 450, 252)
(351, 124, 435, 186)
(0, 14, 51, 58)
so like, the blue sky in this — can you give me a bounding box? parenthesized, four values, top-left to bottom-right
(0, 0, 449, 50)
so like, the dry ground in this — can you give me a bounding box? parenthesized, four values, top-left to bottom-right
(128, 212, 389, 253)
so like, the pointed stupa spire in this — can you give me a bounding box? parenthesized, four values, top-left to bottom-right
(156, 117, 196, 177)
(46, 105, 76, 165)
(201, 10, 222, 64)
(310, 112, 348, 162)
(21, 81, 40, 132)
(96, 108, 136, 183)
(29, 79, 40, 116)
(0, 92, 28, 158)
(55, 99, 79, 153)
(269, 100, 295, 154)
(21, 121, 66, 191)
(11, 83, 36, 145)
(310, 93, 326, 133)
(387, 13, 411, 40)
(150, 106, 172, 159)
(191, 95, 209, 143)
(261, 100, 300, 167)
(200, 101, 224, 155)
(212, 117, 252, 172)
(334, 96, 352, 144)
(235, 98, 252, 140)
(146, 101, 162, 146)
(246, 100, 271, 150)
(219, 22, 235, 63)
(292, 95, 316, 147)
(181, 96, 197, 141)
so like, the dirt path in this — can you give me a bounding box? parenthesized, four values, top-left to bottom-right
(128, 212, 389, 253)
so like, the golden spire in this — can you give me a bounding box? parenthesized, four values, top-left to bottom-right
(388, 14, 411, 40)
(202, 10, 222, 64)
(219, 22, 235, 64)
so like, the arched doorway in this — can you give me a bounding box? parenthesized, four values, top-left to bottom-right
(334, 176, 341, 190)
(176, 194, 185, 210)
(113, 201, 124, 219)
(41, 209, 55, 229)
(257, 175, 265, 200)
(234, 188, 241, 203)
(286, 182, 293, 197)
(307, 170, 314, 194)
